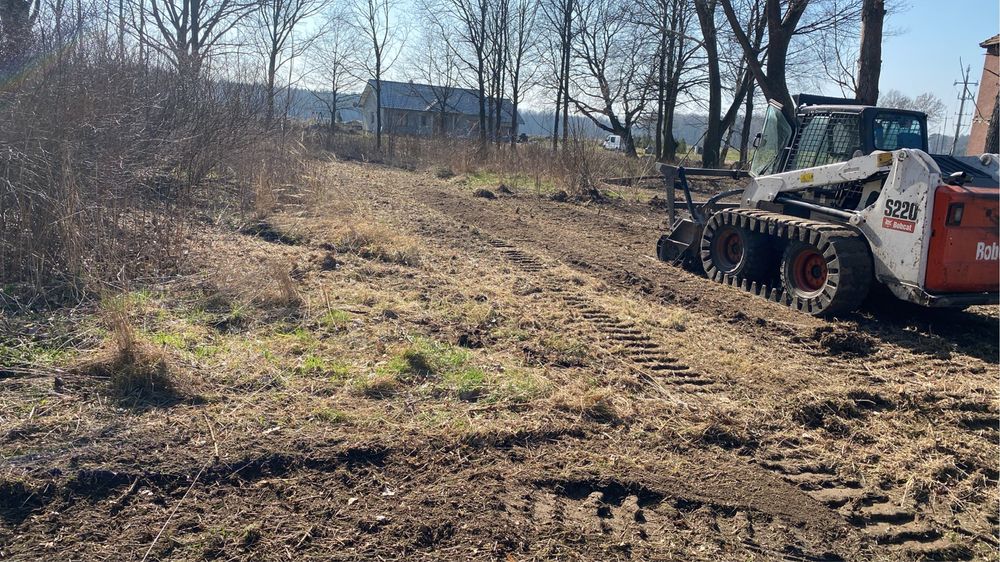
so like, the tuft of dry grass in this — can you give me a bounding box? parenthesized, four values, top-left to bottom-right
(334, 223, 421, 266)
(552, 387, 622, 424)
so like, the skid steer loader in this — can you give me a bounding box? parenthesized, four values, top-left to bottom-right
(656, 94, 1000, 315)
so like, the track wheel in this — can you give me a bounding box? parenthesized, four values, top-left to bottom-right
(780, 236, 872, 315)
(700, 213, 773, 282)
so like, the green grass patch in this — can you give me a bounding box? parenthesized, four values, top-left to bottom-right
(464, 170, 558, 194)
(373, 337, 488, 400)
(296, 354, 351, 379)
(0, 341, 68, 368)
(149, 330, 191, 350)
(492, 369, 550, 403)
(445, 366, 486, 401)
(193, 343, 223, 359)
(320, 309, 352, 329)
(311, 407, 350, 424)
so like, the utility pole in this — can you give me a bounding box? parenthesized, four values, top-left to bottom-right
(951, 60, 978, 156)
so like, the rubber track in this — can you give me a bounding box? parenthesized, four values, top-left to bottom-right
(700, 209, 872, 315)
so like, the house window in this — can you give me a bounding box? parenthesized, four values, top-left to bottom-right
(421, 114, 428, 127)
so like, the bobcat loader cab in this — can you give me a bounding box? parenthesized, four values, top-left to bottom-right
(655, 94, 999, 315)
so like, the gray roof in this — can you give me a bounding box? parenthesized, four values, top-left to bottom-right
(361, 79, 523, 125)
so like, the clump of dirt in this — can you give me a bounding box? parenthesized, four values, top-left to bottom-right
(456, 331, 484, 349)
(473, 188, 496, 199)
(317, 252, 340, 271)
(648, 196, 668, 209)
(550, 190, 569, 202)
(0, 479, 52, 525)
(240, 220, 303, 245)
(497, 184, 514, 195)
(435, 166, 455, 179)
(814, 327, 876, 357)
(793, 397, 862, 435)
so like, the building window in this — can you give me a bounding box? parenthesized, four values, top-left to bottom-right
(421, 114, 428, 127)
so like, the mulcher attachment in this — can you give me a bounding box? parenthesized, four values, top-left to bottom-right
(656, 218, 703, 270)
(700, 209, 873, 315)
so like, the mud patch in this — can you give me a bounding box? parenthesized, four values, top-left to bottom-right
(0, 480, 54, 525)
(814, 327, 876, 357)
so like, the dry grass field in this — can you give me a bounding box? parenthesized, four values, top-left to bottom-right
(1, 158, 997, 561)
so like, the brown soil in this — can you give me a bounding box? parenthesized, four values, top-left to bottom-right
(1, 160, 997, 561)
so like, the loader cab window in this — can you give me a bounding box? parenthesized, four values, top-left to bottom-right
(873, 113, 925, 151)
(750, 103, 793, 176)
(787, 112, 861, 171)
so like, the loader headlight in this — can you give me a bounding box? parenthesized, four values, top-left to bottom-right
(946, 203, 964, 226)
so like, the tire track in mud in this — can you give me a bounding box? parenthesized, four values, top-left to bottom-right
(757, 449, 971, 561)
(485, 239, 718, 395)
(526, 477, 846, 562)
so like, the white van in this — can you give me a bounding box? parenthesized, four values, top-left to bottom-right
(602, 134, 624, 151)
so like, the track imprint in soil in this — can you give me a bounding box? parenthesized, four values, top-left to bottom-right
(486, 238, 713, 392)
(530, 477, 844, 561)
(758, 449, 972, 561)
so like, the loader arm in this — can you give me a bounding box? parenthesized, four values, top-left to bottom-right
(742, 151, 897, 211)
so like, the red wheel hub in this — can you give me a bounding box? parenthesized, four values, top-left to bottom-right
(713, 228, 744, 271)
(792, 248, 828, 292)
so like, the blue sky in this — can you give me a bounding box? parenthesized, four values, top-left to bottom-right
(881, 0, 998, 132)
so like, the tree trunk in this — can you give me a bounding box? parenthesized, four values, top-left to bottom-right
(622, 127, 636, 157)
(266, 50, 278, 126)
(654, 18, 666, 159)
(855, 0, 884, 105)
(560, 0, 572, 145)
(477, 62, 487, 152)
(739, 82, 754, 165)
(552, 66, 562, 150)
(375, 77, 383, 150)
(695, 0, 721, 168)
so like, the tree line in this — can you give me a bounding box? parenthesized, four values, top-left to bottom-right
(1, 0, 925, 168)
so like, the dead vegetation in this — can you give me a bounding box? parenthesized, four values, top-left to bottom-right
(1, 158, 996, 561)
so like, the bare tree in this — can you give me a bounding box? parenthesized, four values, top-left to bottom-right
(506, 0, 537, 144)
(485, 0, 508, 143)
(721, 0, 868, 124)
(854, 0, 883, 105)
(407, 21, 462, 137)
(349, 0, 403, 150)
(879, 89, 945, 124)
(571, 0, 655, 157)
(697, 0, 763, 167)
(434, 0, 489, 151)
(255, 0, 326, 125)
(641, 0, 699, 161)
(719, 0, 808, 123)
(540, 0, 573, 150)
(145, 0, 255, 78)
(307, 10, 356, 143)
